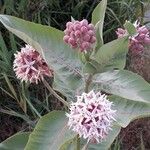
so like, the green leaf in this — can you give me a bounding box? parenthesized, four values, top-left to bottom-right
(60, 138, 76, 150)
(82, 62, 97, 74)
(0, 32, 10, 64)
(0, 132, 29, 150)
(109, 95, 150, 127)
(93, 70, 150, 103)
(91, 37, 129, 72)
(124, 21, 137, 36)
(71, 16, 75, 22)
(92, 0, 107, 25)
(88, 125, 121, 150)
(0, 15, 84, 101)
(92, 0, 107, 50)
(93, 21, 104, 52)
(25, 111, 76, 150)
(9, 32, 18, 53)
(0, 32, 8, 53)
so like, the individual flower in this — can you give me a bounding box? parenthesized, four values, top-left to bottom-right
(63, 19, 96, 52)
(13, 44, 53, 84)
(116, 28, 128, 38)
(66, 90, 116, 143)
(116, 21, 150, 54)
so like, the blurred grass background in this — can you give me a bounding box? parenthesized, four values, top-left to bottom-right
(0, 0, 150, 149)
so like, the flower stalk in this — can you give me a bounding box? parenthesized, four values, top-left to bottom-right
(42, 79, 69, 108)
(84, 74, 93, 93)
(76, 134, 80, 150)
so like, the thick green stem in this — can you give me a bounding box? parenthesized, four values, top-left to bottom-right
(43, 79, 69, 108)
(82, 141, 89, 150)
(84, 74, 93, 93)
(76, 134, 80, 150)
(79, 74, 93, 149)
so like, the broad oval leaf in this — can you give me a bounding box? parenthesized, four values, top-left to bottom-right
(60, 138, 76, 150)
(93, 70, 150, 103)
(25, 111, 76, 150)
(109, 95, 150, 127)
(0, 132, 29, 150)
(92, 0, 107, 50)
(92, 0, 107, 25)
(91, 37, 129, 72)
(0, 15, 84, 101)
(88, 125, 121, 150)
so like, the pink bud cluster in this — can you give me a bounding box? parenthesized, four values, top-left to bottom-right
(13, 44, 53, 84)
(66, 90, 116, 143)
(116, 23, 150, 54)
(63, 19, 96, 52)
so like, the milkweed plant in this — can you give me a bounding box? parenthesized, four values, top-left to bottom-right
(1, 0, 150, 150)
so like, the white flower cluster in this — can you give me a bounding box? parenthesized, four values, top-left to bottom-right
(66, 90, 116, 143)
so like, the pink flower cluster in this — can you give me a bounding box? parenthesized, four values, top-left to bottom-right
(13, 44, 53, 84)
(63, 19, 96, 52)
(66, 90, 116, 143)
(116, 23, 150, 54)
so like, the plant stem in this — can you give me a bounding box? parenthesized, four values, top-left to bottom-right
(42, 79, 69, 108)
(21, 85, 41, 118)
(76, 134, 80, 150)
(82, 141, 89, 150)
(84, 74, 93, 93)
(24, 96, 42, 118)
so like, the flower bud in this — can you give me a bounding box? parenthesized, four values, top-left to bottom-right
(144, 37, 150, 44)
(88, 30, 95, 36)
(81, 19, 88, 26)
(63, 35, 70, 43)
(64, 29, 70, 35)
(80, 42, 90, 51)
(139, 26, 148, 34)
(68, 38, 76, 45)
(81, 26, 88, 33)
(90, 36, 96, 43)
(64, 19, 96, 52)
(66, 22, 73, 28)
(83, 34, 91, 41)
(138, 33, 145, 40)
(74, 23, 81, 30)
(75, 30, 81, 38)
(88, 23, 94, 30)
